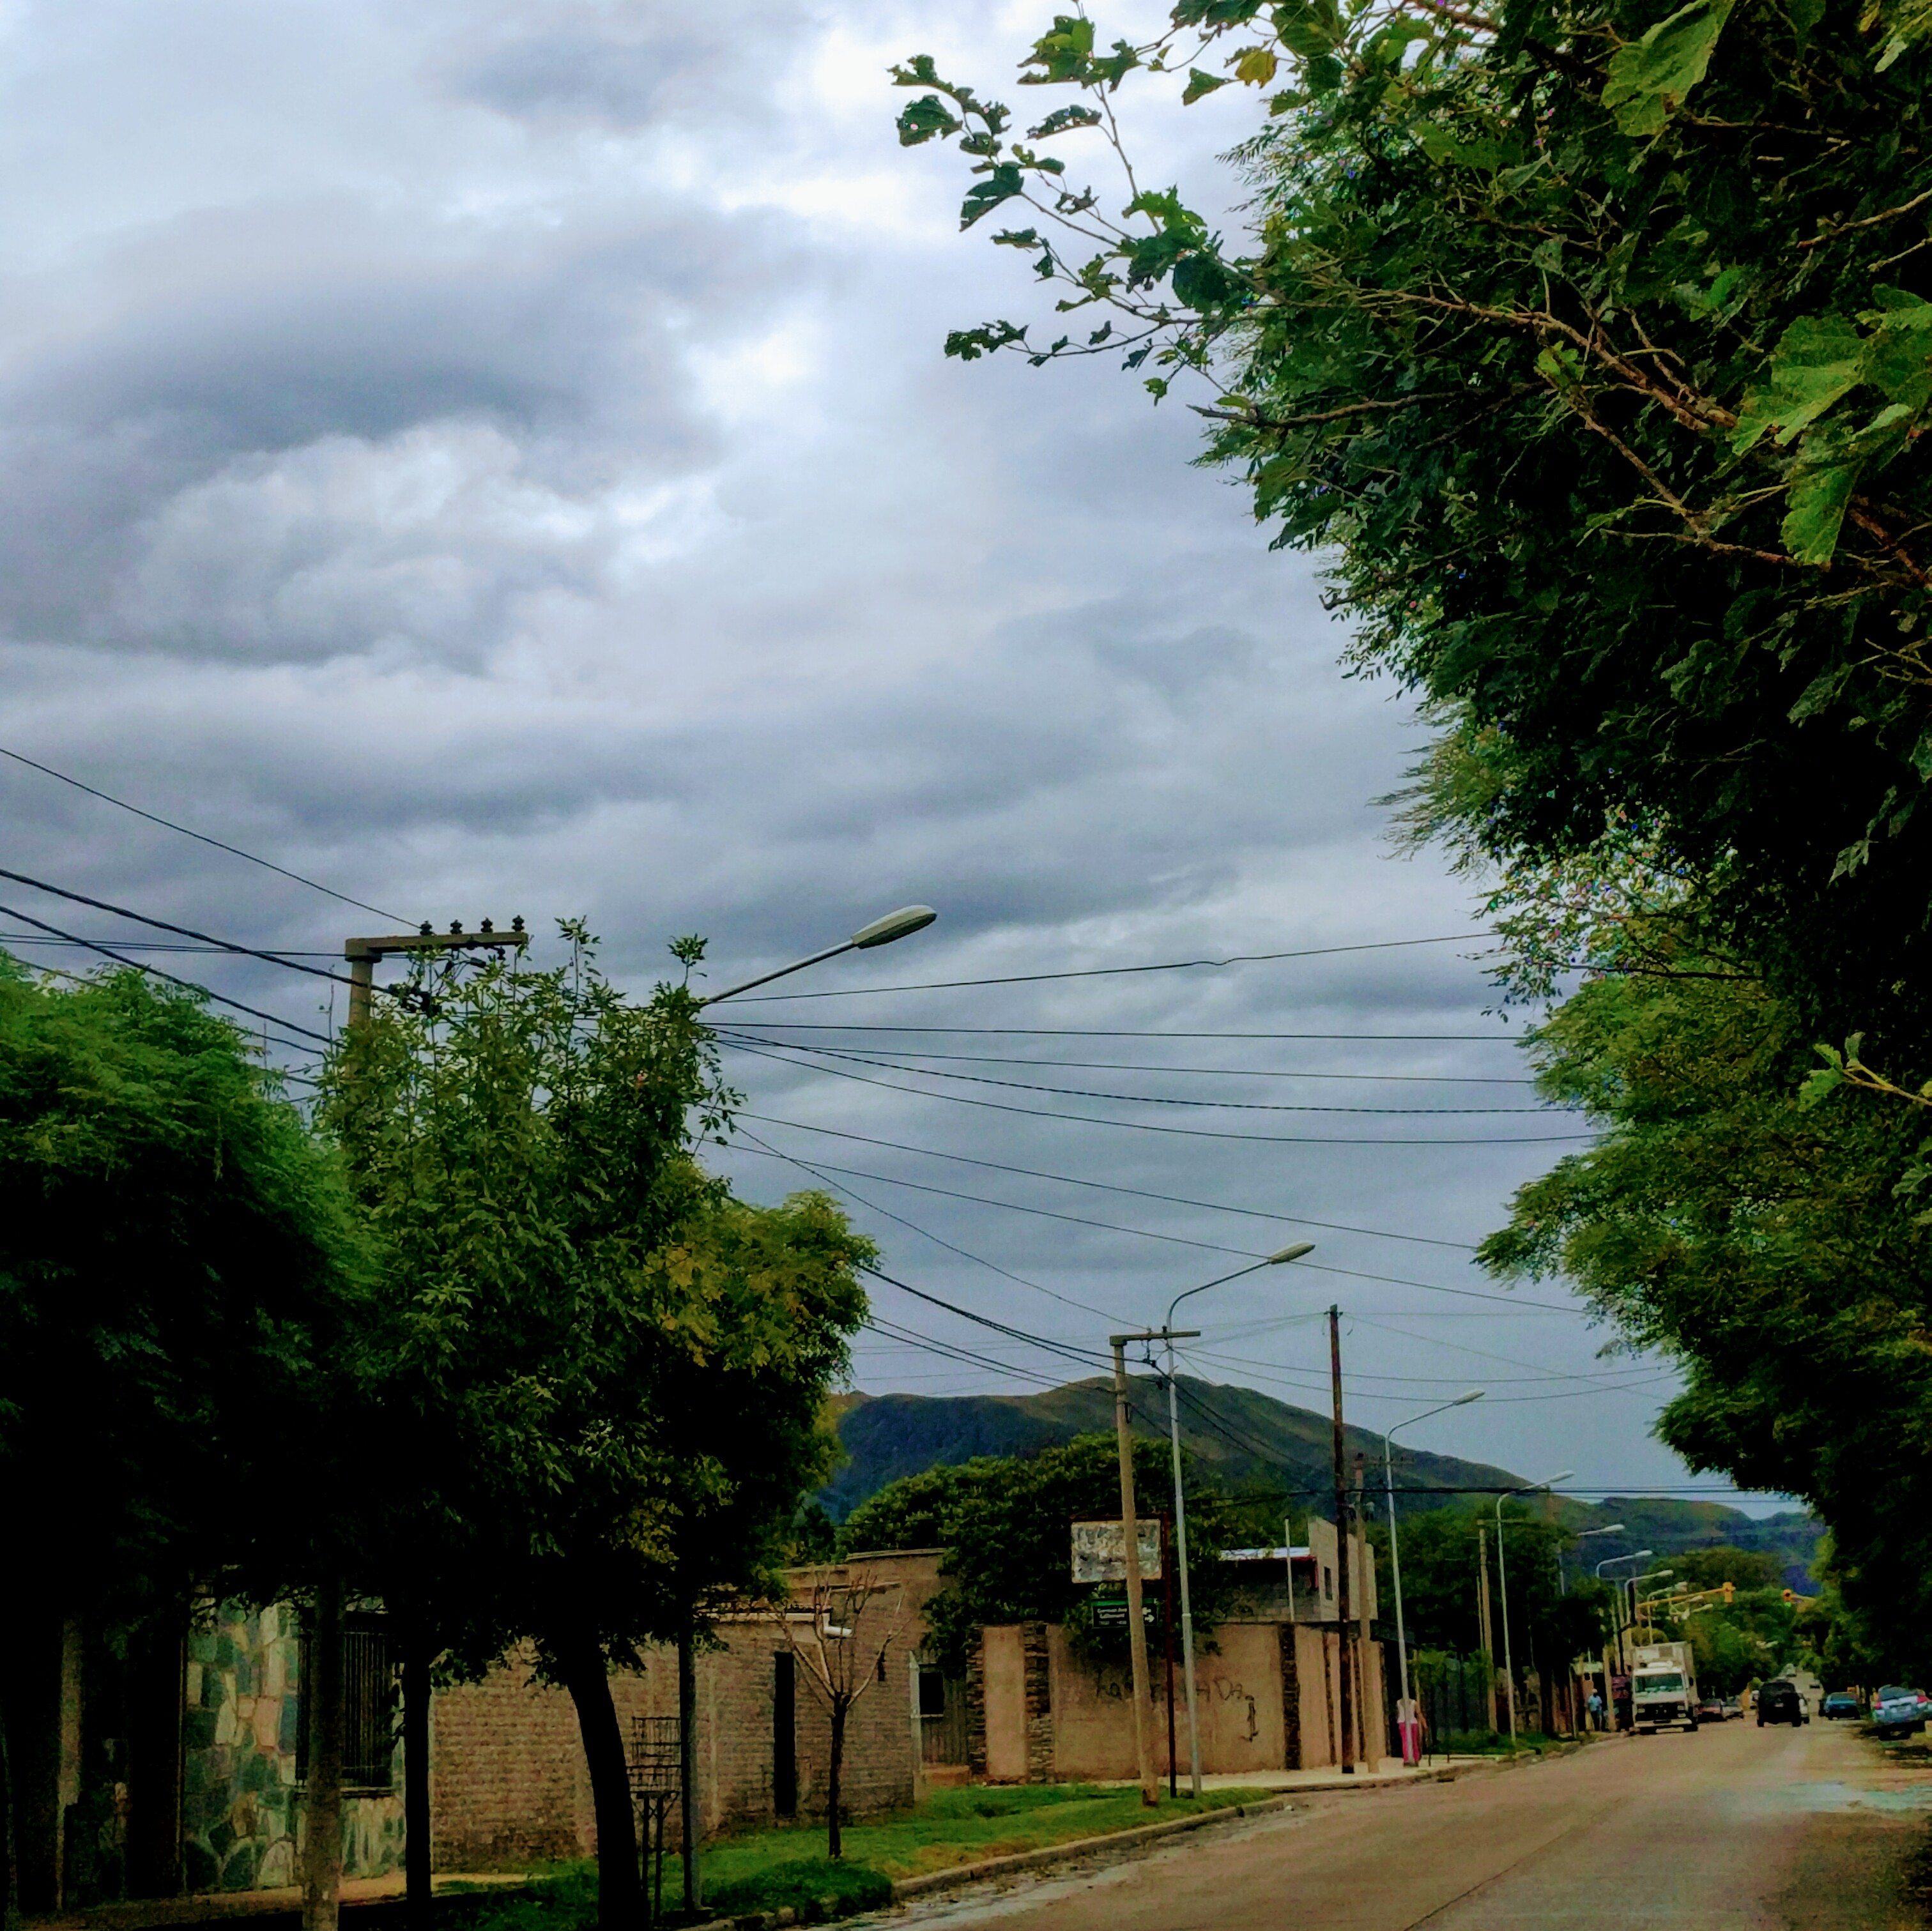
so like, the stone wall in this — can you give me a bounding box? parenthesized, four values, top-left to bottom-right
(181, 1603, 402, 1893)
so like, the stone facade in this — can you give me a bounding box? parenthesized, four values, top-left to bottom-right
(180, 1603, 403, 1894)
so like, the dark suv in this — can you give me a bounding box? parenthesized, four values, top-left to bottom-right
(1757, 1679, 1807, 1726)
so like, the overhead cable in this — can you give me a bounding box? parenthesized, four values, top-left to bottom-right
(733, 1128, 1119, 1318)
(724, 1129, 1583, 1311)
(737, 1111, 1483, 1251)
(726, 1036, 1535, 1082)
(725, 1039, 1595, 1147)
(717, 1030, 1556, 1113)
(723, 931, 1494, 1002)
(742, 1024, 1523, 1042)
(0, 742, 409, 921)
(0, 899, 332, 1044)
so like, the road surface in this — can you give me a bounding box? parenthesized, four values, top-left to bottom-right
(896, 1719, 1932, 1930)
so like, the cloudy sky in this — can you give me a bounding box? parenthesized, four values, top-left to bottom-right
(0, 0, 1771, 1511)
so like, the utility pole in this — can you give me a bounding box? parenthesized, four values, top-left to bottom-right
(1109, 1335, 1160, 1805)
(1476, 1524, 1494, 1729)
(1355, 1453, 1377, 1770)
(1161, 1516, 1177, 1799)
(340, 917, 528, 1931)
(1328, 1306, 1354, 1776)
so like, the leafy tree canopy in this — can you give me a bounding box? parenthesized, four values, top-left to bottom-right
(839, 1432, 1241, 1671)
(1481, 961, 1932, 1676)
(895, 0, 1932, 1041)
(1384, 1500, 1607, 1667)
(319, 926, 873, 1673)
(1667, 1545, 1786, 1591)
(0, 958, 370, 1627)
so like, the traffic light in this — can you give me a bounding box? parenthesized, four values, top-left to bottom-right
(1722, 1581, 1735, 1605)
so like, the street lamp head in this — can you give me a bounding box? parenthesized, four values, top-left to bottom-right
(1453, 1389, 1485, 1406)
(1267, 1242, 1315, 1264)
(850, 904, 937, 949)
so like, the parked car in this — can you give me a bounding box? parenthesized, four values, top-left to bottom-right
(1756, 1678, 1807, 1726)
(1721, 1697, 1744, 1720)
(1823, 1693, 1862, 1721)
(1697, 1695, 1728, 1722)
(1873, 1686, 1928, 1738)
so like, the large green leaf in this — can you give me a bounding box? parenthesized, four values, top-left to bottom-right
(1600, 0, 1734, 136)
(1732, 316, 1869, 452)
(1780, 459, 1860, 564)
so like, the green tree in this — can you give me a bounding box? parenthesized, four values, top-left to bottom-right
(1481, 964, 1932, 1679)
(0, 958, 370, 1609)
(893, 0, 1932, 1045)
(321, 931, 871, 1929)
(840, 1433, 1240, 1672)
(1667, 1548, 1786, 1592)
(0, 959, 370, 1921)
(1384, 1502, 1606, 1713)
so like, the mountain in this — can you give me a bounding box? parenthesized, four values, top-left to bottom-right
(820, 1373, 1527, 1525)
(820, 1376, 1825, 1583)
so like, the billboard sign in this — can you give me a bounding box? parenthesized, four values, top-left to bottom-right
(1070, 1519, 1163, 1582)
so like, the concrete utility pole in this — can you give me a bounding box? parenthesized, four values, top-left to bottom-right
(1328, 1306, 1355, 1776)
(1110, 1336, 1160, 1805)
(1355, 1453, 1376, 1770)
(341, 918, 529, 1931)
(1476, 1524, 1494, 1726)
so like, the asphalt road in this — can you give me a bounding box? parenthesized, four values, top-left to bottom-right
(896, 1720, 1932, 1930)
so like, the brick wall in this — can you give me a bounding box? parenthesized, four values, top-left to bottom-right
(431, 1553, 939, 1868)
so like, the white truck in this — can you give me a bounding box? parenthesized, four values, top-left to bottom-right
(1630, 1642, 1700, 1733)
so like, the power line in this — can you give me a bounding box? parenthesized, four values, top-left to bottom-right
(0, 742, 410, 922)
(863, 1265, 1110, 1368)
(0, 899, 332, 1044)
(726, 1037, 1536, 1083)
(0, 864, 362, 989)
(723, 1129, 1584, 1313)
(861, 1317, 1070, 1391)
(717, 1031, 1557, 1113)
(1343, 1313, 1634, 1385)
(722, 931, 1494, 1002)
(0, 865, 444, 1012)
(736, 1111, 1484, 1252)
(0, 933, 344, 956)
(734, 1128, 1119, 1319)
(742, 1025, 1525, 1042)
(726, 1039, 1595, 1146)
(727, 1140, 1261, 1260)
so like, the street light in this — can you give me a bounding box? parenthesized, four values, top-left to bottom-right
(1383, 1391, 1484, 1766)
(680, 900, 931, 1907)
(1155, 1242, 1315, 1797)
(1561, 1522, 1626, 1596)
(1592, 1550, 1653, 1721)
(694, 905, 937, 1007)
(1496, 1470, 1573, 1747)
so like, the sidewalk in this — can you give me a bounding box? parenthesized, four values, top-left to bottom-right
(31, 1875, 529, 1931)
